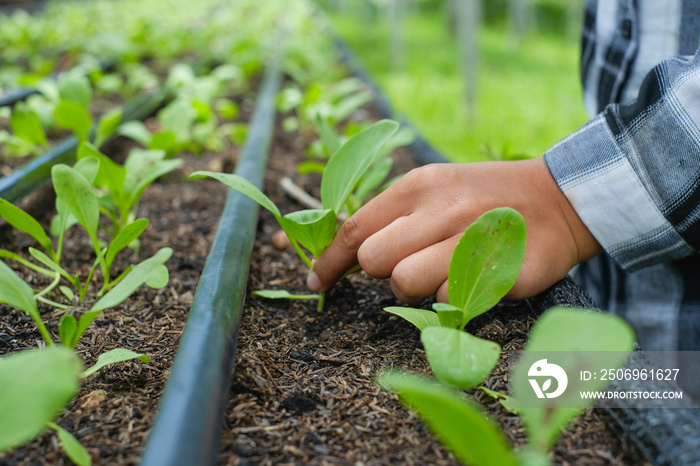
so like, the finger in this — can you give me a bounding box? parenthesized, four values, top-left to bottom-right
(436, 280, 449, 303)
(389, 235, 460, 304)
(308, 186, 415, 292)
(358, 212, 462, 279)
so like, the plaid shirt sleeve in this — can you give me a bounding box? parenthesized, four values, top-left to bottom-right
(544, 1, 700, 273)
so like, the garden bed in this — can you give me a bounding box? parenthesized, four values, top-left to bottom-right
(0, 91, 650, 464)
(214, 110, 649, 466)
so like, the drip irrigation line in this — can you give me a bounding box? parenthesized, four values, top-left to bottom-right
(0, 87, 40, 108)
(0, 88, 168, 203)
(140, 57, 281, 466)
(336, 36, 700, 466)
(0, 60, 116, 108)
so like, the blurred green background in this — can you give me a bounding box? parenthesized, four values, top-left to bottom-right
(320, 0, 589, 163)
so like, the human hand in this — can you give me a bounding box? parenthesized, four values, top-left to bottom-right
(306, 158, 602, 304)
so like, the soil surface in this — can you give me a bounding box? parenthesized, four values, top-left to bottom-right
(0, 100, 649, 465)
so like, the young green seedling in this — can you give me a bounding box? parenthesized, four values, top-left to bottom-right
(385, 207, 526, 389)
(74, 141, 183, 239)
(379, 306, 636, 466)
(190, 119, 400, 311)
(298, 113, 414, 215)
(0, 156, 171, 310)
(0, 245, 168, 463)
(0, 244, 171, 348)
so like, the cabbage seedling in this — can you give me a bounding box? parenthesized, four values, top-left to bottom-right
(379, 306, 635, 466)
(385, 207, 526, 389)
(191, 119, 400, 311)
(73, 141, 183, 239)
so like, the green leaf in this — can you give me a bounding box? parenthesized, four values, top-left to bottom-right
(144, 264, 169, 289)
(189, 171, 281, 219)
(90, 248, 173, 313)
(122, 149, 182, 208)
(54, 100, 92, 143)
(52, 198, 79, 237)
(77, 142, 126, 195)
(0, 260, 41, 321)
(252, 289, 321, 300)
(75, 248, 173, 346)
(149, 131, 176, 153)
(321, 119, 399, 214)
(58, 75, 92, 109)
(117, 120, 152, 146)
(378, 371, 518, 466)
(478, 386, 518, 414)
(331, 90, 373, 123)
(511, 307, 635, 451)
(95, 106, 122, 148)
(158, 98, 196, 141)
(51, 164, 99, 241)
(73, 156, 100, 185)
(28, 247, 72, 282)
(296, 160, 326, 175)
(279, 209, 337, 258)
(432, 303, 463, 328)
(59, 286, 75, 301)
(58, 314, 77, 346)
(105, 218, 149, 269)
(422, 327, 501, 389)
(315, 113, 340, 156)
(449, 207, 526, 324)
(48, 422, 91, 466)
(0, 198, 54, 257)
(384, 306, 440, 331)
(0, 347, 82, 453)
(353, 157, 393, 204)
(10, 107, 47, 146)
(81, 348, 149, 378)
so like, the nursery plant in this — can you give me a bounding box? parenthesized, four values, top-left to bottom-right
(74, 142, 183, 239)
(0, 175, 171, 464)
(379, 306, 636, 466)
(0, 155, 172, 326)
(190, 118, 400, 311)
(385, 207, 527, 388)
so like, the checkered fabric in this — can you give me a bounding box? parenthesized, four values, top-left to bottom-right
(544, 0, 700, 351)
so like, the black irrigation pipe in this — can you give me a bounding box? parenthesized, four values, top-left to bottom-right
(336, 37, 700, 466)
(140, 57, 281, 466)
(0, 88, 167, 203)
(0, 58, 118, 108)
(0, 87, 40, 108)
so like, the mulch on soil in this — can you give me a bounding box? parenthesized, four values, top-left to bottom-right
(0, 100, 648, 465)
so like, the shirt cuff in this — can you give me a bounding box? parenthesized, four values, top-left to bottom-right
(543, 114, 693, 272)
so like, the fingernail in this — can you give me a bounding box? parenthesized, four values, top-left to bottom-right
(307, 271, 322, 292)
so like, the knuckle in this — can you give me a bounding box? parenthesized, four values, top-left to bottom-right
(357, 242, 383, 277)
(336, 215, 364, 251)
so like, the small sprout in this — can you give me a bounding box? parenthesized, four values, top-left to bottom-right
(191, 119, 400, 311)
(386, 207, 526, 389)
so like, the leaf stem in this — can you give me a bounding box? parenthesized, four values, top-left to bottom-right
(316, 291, 325, 312)
(290, 238, 313, 269)
(35, 271, 61, 300)
(37, 296, 72, 310)
(0, 250, 56, 277)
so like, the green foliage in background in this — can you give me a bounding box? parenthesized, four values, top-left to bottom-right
(328, 7, 588, 162)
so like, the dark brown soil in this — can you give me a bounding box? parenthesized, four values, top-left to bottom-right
(0, 101, 648, 465)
